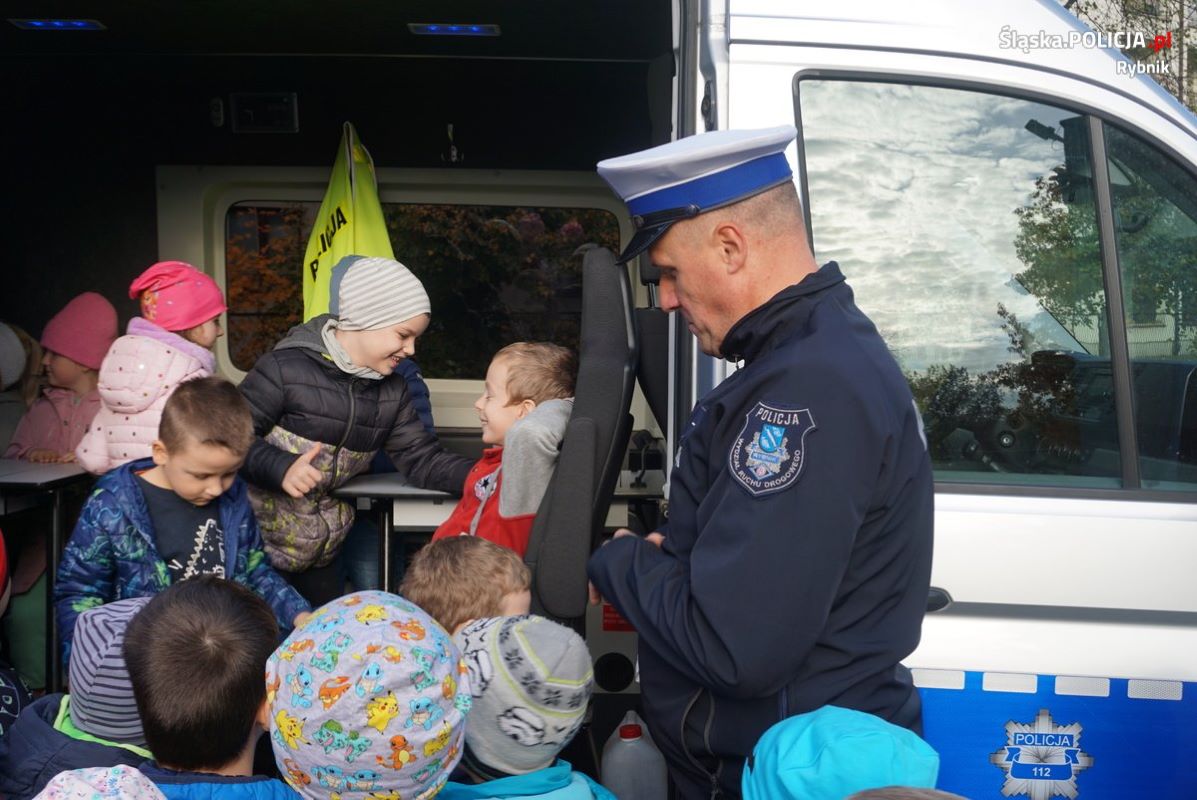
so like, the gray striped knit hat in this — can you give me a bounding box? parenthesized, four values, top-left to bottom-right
(328, 255, 431, 331)
(69, 597, 151, 745)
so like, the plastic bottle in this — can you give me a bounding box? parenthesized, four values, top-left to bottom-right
(601, 710, 668, 799)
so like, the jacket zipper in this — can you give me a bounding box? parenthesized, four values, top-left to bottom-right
(318, 378, 356, 564)
(330, 378, 356, 488)
(679, 689, 725, 799)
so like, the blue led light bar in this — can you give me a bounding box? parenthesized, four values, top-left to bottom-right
(9, 18, 106, 30)
(408, 23, 500, 37)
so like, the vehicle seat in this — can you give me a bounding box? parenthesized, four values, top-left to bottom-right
(523, 245, 637, 622)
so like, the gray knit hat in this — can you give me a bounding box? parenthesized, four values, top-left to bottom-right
(69, 597, 151, 745)
(0, 322, 26, 391)
(454, 615, 593, 775)
(328, 255, 431, 331)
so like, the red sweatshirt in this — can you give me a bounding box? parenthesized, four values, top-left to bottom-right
(431, 447, 534, 556)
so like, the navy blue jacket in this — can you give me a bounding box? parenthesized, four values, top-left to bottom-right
(54, 459, 310, 660)
(587, 263, 934, 798)
(367, 358, 436, 475)
(396, 357, 436, 435)
(0, 694, 146, 800)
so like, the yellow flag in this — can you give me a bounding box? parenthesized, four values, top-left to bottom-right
(302, 122, 395, 321)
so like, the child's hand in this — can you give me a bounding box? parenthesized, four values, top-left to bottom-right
(27, 448, 71, 463)
(282, 444, 323, 498)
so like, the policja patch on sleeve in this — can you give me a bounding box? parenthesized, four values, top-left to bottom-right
(729, 402, 816, 496)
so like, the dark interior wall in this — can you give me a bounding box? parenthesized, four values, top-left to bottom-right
(1, 52, 663, 340)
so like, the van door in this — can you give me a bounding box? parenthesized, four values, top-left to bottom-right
(723, 18, 1197, 800)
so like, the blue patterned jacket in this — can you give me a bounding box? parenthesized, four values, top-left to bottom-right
(54, 458, 311, 661)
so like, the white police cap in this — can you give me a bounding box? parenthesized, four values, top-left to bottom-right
(597, 125, 797, 263)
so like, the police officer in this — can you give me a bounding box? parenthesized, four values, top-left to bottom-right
(587, 126, 934, 798)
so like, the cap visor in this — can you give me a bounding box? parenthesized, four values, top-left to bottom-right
(616, 223, 671, 264)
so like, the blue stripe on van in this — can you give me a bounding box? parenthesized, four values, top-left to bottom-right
(918, 671, 1196, 798)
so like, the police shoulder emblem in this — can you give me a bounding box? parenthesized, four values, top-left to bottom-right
(728, 402, 816, 497)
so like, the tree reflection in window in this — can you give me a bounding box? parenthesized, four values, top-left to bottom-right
(798, 79, 1121, 486)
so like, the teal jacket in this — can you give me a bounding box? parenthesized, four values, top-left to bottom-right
(440, 761, 616, 800)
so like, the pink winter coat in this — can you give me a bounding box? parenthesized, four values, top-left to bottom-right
(3, 387, 101, 459)
(75, 318, 215, 474)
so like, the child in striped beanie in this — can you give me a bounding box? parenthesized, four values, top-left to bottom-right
(0, 598, 151, 800)
(238, 255, 472, 608)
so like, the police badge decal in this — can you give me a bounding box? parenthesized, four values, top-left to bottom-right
(990, 708, 1093, 800)
(729, 402, 816, 496)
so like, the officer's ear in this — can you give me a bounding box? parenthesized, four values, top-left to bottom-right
(713, 221, 748, 275)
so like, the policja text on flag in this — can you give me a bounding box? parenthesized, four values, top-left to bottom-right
(302, 121, 395, 320)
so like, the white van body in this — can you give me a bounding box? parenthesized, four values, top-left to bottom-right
(697, 1, 1197, 797)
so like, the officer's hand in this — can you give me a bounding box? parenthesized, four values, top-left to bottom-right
(590, 530, 665, 605)
(612, 528, 664, 547)
(282, 444, 323, 498)
(588, 533, 618, 606)
(293, 611, 314, 629)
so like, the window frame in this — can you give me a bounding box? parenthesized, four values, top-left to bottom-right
(157, 165, 641, 430)
(791, 69, 1197, 502)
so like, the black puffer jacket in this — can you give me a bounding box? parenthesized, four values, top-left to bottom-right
(239, 317, 472, 571)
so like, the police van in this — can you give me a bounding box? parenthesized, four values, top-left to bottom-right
(4, 1, 1195, 797)
(704, 3, 1197, 798)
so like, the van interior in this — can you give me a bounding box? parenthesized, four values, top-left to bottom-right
(1, 1, 674, 344)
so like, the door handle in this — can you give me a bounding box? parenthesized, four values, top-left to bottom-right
(927, 586, 952, 613)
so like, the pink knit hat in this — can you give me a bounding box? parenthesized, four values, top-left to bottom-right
(128, 261, 227, 332)
(41, 293, 118, 370)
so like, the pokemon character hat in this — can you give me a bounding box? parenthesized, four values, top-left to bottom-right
(266, 591, 472, 800)
(596, 125, 797, 263)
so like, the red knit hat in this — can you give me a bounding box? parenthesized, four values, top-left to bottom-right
(128, 261, 227, 333)
(40, 292, 118, 370)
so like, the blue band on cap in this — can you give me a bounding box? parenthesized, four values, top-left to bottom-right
(626, 152, 792, 219)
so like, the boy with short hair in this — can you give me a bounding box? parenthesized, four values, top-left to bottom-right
(431, 342, 576, 556)
(0, 598, 151, 800)
(400, 537, 532, 636)
(54, 377, 310, 659)
(265, 590, 474, 800)
(440, 615, 613, 800)
(123, 576, 294, 798)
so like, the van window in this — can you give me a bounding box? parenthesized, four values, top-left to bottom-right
(225, 201, 621, 377)
(1104, 124, 1197, 489)
(797, 80, 1121, 488)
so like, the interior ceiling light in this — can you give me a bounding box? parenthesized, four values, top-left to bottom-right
(408, 23, 500, 37)
(9, 18, 105, 30)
